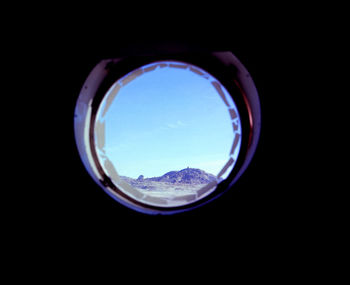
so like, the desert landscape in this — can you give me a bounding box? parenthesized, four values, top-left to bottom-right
(121, 167, 217, 192)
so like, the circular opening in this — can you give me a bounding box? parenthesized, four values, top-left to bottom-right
(93, 61, 242, 208)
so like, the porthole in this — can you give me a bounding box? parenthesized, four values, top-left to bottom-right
(74, 52, 261, 214)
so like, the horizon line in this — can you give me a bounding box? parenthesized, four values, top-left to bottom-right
(119, 166, 217, 179)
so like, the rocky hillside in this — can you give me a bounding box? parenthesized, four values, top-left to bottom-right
(121, 167, 216, 186)
(147, 168, 216, 184)
(120, 168, 217, 191)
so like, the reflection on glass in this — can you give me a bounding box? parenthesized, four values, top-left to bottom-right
(94, 61, 242, 207)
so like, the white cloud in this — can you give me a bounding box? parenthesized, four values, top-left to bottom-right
(166, 120, 187, 129)
(167, 123, 178, 129)
(177, 120, 186, 126)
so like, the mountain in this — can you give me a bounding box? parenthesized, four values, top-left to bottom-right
(140, 168, 216, 184)
(120, 168, 217, 192)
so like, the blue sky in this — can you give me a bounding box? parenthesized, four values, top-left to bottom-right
(97, 62, 241, 178)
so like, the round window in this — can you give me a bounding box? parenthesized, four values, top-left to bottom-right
(74, 53, 260, 214)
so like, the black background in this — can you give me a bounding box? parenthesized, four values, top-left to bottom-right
(14, 14, 317, 267)
(5, 5, 340, 280)
(43, 40, 297, 232)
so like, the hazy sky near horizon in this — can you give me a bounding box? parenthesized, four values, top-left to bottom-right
(97, 62, 241, 179)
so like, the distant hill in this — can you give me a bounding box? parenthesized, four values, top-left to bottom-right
(120, 168, 217, 191)
(147, 168, 216, 184)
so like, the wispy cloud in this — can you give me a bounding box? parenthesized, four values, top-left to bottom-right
(166, 120, 187, 129)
